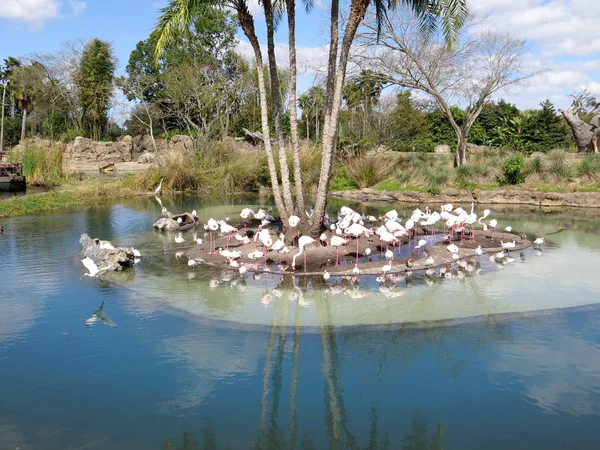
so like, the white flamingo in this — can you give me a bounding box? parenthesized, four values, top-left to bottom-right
(330, 235, 348, 265)
(174, 232, 185, 246)
(533, 237, 544, 247)
(292, 236, 316, 271)
(207, 218, 219, 254)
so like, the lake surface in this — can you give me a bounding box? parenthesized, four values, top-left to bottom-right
(2, 195, 600, 449)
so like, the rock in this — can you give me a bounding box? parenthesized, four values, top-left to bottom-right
(79, 234, 135, 271)
(138, 152, 156, 164)
(434, 145, 452, 154)
(153, 217, 181, 231)
(169, 134, 193, 153)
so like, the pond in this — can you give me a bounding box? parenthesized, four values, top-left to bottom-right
(2, 195, 600, 449)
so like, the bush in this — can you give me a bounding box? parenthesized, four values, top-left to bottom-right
(344, 154, 393, 189)
(527, 155, 544, 175)
(549, 160, 573, 182)
(578, 155, 600, 180)
(455, 165, 473, 186)
(424, 165, 449, 186)
(501, 155, 525, 185)
(330, 169, 356, 191)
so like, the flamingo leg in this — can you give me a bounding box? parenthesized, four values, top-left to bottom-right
(336, 248, 340, 266)
(356, 239, 359, 263)
(304, 251, 307, 272)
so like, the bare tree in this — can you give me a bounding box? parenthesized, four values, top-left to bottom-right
(356, 10, 532, 166)
(559, 92, 600, 153)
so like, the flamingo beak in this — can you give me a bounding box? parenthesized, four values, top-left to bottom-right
(80, 274, 85, 280)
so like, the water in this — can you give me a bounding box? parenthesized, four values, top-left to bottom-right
(2, 196, 600, 449)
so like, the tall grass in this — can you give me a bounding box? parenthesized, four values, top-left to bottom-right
(578, 155, 600, 180)
(18, 145, 64, 186)
(124, 140, 268, 194)
(344, 154, 394, 189)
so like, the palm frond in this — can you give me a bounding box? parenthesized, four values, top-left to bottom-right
(388, 0, 468, 46)
(152, 0, 219, 63)
(303, 0, 316, 13)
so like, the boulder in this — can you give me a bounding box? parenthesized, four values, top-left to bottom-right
(153, 217, 181, 231)
(79, 234, 135, 271)
(170, 134, 194, 153)
(467, 143, 487, 154)
(434, 145, 451, 154)
(138, 152, 156, 164)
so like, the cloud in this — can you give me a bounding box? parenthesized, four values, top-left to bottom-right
(0, 0, 86, 28)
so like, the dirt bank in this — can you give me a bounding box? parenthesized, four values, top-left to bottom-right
(331, 188, 600, 209)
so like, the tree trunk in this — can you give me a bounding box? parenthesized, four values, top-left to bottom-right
(264, 0, 295, 216)
(20, 108, 27, 141)
(237, 7, 289, 223)
(286, 0, 305, 214)
(310, 0, 370, 238)
(454, 131, 468, 167)
(559, 107, 599, 153)
(10, 96, 15, 119)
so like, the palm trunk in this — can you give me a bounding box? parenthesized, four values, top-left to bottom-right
(286, 0, 305, 213)
(20, 108, 27, 141)
(264, 0, 295, 217)
(237, 7, 288, 223)
(310, 0, 370, 237)
(10, 96, 15, 119)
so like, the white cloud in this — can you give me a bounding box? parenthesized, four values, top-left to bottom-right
(0, 0, 86, 28)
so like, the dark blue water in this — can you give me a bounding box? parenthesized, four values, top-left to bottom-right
(2, 196, 600, 449)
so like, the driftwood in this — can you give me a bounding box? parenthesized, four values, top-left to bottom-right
(99, 162, 115, 173)
(559, 93, 600, 153)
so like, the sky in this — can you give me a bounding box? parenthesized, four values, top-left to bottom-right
(1, 0, 599, 113)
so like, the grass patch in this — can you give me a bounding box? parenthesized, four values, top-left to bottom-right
(344, 154, 393, 189)
(578, 155, 600, 180)
(329, 169, 356, 191)
(0, 178, 140, 218)
(374, 178, 400, 191)
(10, 144, 65, 186)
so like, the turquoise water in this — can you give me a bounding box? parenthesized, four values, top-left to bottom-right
(2, 196, 600, 449)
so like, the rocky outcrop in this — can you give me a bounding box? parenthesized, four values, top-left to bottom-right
(79, 234, 135, 271)
(331, 188, 600, 208)
(434, 145, 451, 154)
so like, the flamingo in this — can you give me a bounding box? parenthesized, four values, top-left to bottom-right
(447, 244, 459, 255)
(533, 237, 544, 247)
(346, 223, 371, 263)
(425, 255, 434, 266)
(80, 257, 110, 281)
(330, 235, 349, 265)
(381, 262, 392, 277)
(288, 215, 301, 242)
(155, 178, 164, 195)
(488, 219, 498, 240)
(219, 220, 238, 249)
(414, 239, 427, 255)
(188, 257, 201, 267)
(475, 245, 483, 257)
(292, 236, 316, 272)
(352, 265, 360, 276)
(385, 249, 394, 262)
(207, 218, 219, 254)
(505, 226, 512, 232)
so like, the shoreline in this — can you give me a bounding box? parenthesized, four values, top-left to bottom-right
(331, 187, 600, 209)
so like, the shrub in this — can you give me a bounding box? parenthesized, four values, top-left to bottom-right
(549, 160, 573, 182)
(344, 154, 392, 189)
(427, 185, 441, 195)
(330, 169, 356, 191)
(527, 155, 544, 175)
(501, 155, 525, 185)
(578, 155, 600, 180)
(455, 165, 473, 186)
(425, 165, 449, 186)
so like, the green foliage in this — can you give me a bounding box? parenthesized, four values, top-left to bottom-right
(329, 169, 356, 191)
(76, 39, 116, 140)
(0, 117, 21, 147)
(527, 155, 544, 175)
(427, 185, 441, 195)
(18, 145, 64, 186)
(424, 165, 450, 186)
(578, 155, 600, 179)
(375, 178, 400, 191)
(501, 155, 525, 185)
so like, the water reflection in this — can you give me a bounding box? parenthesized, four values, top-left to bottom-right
(85, 301, 117, 328)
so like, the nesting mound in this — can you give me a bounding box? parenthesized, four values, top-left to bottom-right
(187, 225, 531, 277)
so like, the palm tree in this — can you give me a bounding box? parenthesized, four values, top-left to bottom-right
(11, 64, 42, 141)
(154, 0, 290, 221)
(308, 0, 468, 237)
(298, 93, 311, 140)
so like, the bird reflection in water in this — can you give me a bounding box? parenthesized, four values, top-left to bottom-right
(85, 301, 117, 328)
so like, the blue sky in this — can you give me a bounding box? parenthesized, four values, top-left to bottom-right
(1, 0, 599, 112)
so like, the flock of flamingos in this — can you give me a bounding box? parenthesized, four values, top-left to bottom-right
(80, 179, 545, 285)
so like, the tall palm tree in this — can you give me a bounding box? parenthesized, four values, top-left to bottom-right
(308, 0, 468, 237)
(154, 0, 290, 221)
